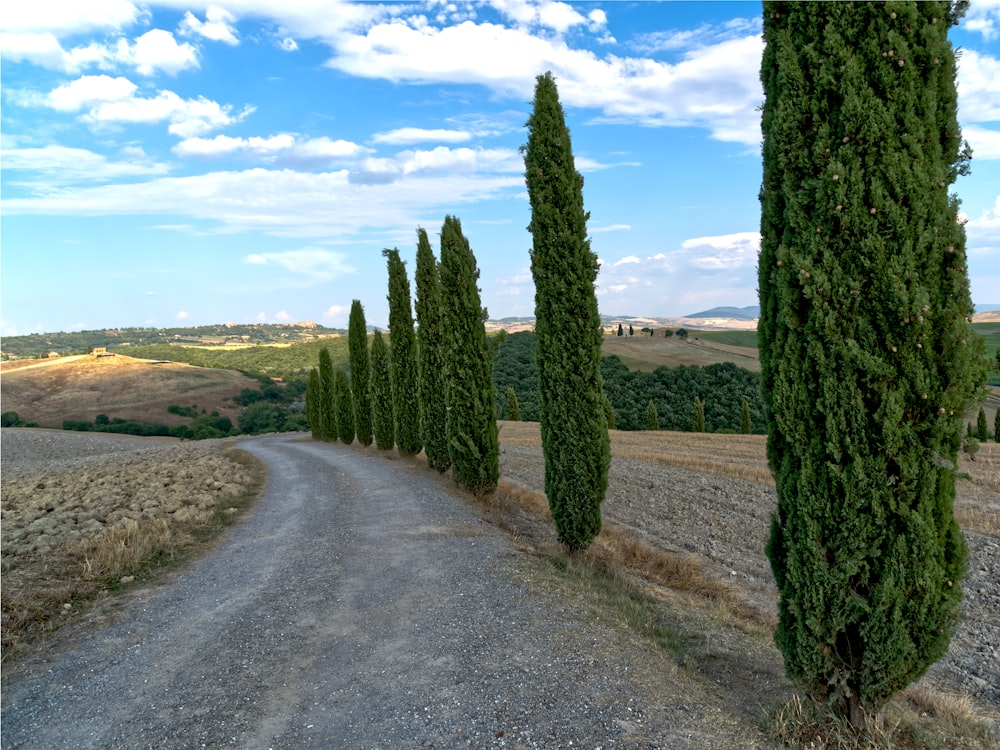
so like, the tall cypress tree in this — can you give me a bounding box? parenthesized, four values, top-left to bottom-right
(414, 228, 451, 472)
(349, 300, 373, 447)
(759, 1, 983, 725)
(439, 215, 499, 495)
(335, 368, 355, 445)
(523, 71, 609, 552)
(384, 248, 422, 456)
(505, 386, 522, 422)
(741, 398, 752, 435)
(692, 396, 706, 433)
(318, 347, 337, 441)
(646, 400, 659, 431)
(306, 367, 321, 439)
(976, 406, 988, 442)
(370, 330, 394, 450)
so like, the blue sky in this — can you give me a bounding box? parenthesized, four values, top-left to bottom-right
(2, 0, 999, 334)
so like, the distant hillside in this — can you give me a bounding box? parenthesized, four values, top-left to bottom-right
(0, 322, 345, 360)
(685, 306, 760, 320)
(0, 355, 259, 429)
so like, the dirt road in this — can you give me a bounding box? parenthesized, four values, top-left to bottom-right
(1, 434, 774, 749)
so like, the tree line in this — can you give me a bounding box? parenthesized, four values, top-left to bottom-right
(492, 331, 765, 434)
(305, 218, 500, 496)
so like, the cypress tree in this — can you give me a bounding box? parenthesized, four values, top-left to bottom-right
(646, 400, 659, 431)
(505, 386, 522, 422)
(994, 409, 1000, 443)
(976, 406, 988, 442)
(414, 228, 451, 472)
(318, 347, 337, 441)
(384, 248, 422, 456)
(349, 300, 373, 447)
(439, 215, 499, 495)
(524, 71, 609, 552)
(741, 398, 752, 435)
(759, 1, 983, 725)
(603, 395, 616, 431)
(370, 330, 394, 450)
(692, 396, 705, 433)
(306, 367, 322, 439)
(335, 368, 355, 445)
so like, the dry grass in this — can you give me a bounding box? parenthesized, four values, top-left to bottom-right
(767, 690, 999, 750)
(1, 447, 263, 662)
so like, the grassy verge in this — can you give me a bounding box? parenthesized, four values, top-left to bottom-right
(1, 446, 264, 663)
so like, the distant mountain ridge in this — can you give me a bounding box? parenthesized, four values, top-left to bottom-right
(685, 306, 760, 320)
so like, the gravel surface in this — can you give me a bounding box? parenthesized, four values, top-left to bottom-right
(2, 432, 778, 749)
(2, 427, 996, 750)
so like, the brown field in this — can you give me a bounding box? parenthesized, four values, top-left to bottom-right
(601, 335, 761, 372)
(0, 355, 259, 428)
(499, 421, 1000, 537)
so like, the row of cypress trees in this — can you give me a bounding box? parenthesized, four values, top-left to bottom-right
(305, 219, 500, 497)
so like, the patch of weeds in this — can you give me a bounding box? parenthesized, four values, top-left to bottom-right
(766, 691, 999, 750)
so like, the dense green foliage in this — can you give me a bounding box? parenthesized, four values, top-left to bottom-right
(306, 368, 321, 439)
(646, 400, 659, 431)
(524, 71, 609, 551)
(692, 396, 705, 433)
(2, 411, 22, 428)
(349, 300, 373, 447)
(741, 399, 752, 435)
(995, 409, 1000, 442)
(493, 331, 766, 433)
(370, 330, 395, 450)
(384, 248, 422, 456)
(505, 386, 522, 421)
(335, 368, 355, 444)
(414, 228, 451, 472)
(318, 348, 336, 440)
(759, 1, 982, 723)
(976, 407, 989, 442)
(439, 215, 499, 494)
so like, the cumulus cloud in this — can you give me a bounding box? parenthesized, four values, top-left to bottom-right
(45, 76, 254, 137)
(613, 255, 640, 267)
(173, 134, 370, 166)
(1, 1, 143, 35)
(682, 232, 761, 271)
(179, 7, 240, 45)
(591, 224, 631, 233)
(958, 50, 1000, 122)
(963, 125, 1000, 160)
(325, 17, 763, 146)
(349, 146, 521, 185)
(244, 248, 356, 285)
(965, 0, 1000, 40)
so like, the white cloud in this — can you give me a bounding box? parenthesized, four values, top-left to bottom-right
(128, 29, 199, 75)
(349, 146, 521, 185)
(965, 0, 1000, 40)
(682, 231, 761, 271)
(964, 125, 1000, 160)
(47, 75, 137, 111)
(274, 310, 293, 322)
(1, 167, 523, 239)
(173, 134, 371, 166)
(179, 7, 239, 45)
(244, 248, 355, 285)
(1, 144, 170, 182)
(323, 304, 351, 325)
(177, 310, 189, 319)
(958, 50, 1000, 122)
(0, 1, 142, 35)
(325, 18, 763, 146)
(488, 0, 593, 33)
(372, 127, 472, 145)
(279, 37, 298, 52)
(45, 77, 254, 137)
(613, 255, 640, 267)
(591, 224, 631, 233)
(967, 195, 1000, 247)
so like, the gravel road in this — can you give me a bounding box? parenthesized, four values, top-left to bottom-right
(1, 434, 776, 749)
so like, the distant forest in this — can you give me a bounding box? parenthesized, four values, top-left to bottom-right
(493, 331, 766, 433)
